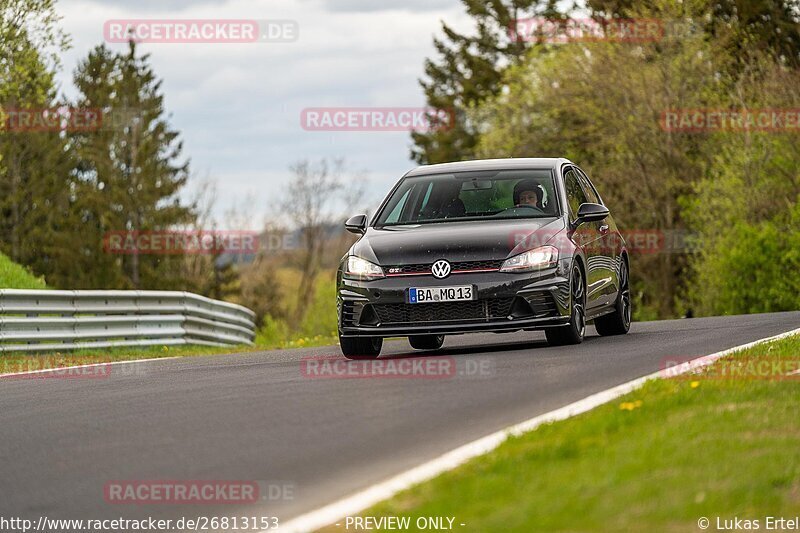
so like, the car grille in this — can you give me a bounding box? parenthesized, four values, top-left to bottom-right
(371, 298, 515, 325)
(340, 301, 359, 327)
(386, 259, 504, 276)
(527, 293, 560, 317)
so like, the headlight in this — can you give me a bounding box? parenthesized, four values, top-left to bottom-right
(500, 245, 558, 272)
(344, 256, 385, 280)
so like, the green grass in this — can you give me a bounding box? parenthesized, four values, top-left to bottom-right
(0, 333, 342, 375)
(328, 335, 800, 532)
(255, 271, 339, 350)
(0, 251, 47, 289)
(1, 329, 342, 374)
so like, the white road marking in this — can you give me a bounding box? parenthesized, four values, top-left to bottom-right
(274, 326, 800, 533)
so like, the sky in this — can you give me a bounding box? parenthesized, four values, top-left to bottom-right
(53, 0, 472, 229)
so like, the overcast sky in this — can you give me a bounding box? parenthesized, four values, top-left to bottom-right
(54, 0, 471, 228)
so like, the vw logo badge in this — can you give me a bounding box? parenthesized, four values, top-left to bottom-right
(431, 260, 451, 279)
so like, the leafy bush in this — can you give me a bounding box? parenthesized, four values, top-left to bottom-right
(254, 271, 338, 348)
(689, 202, 800, 315)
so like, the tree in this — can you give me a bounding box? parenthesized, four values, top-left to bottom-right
(683, 54, 800, 315)
(70, 41, 195, 289)
(279, 158, 364, 326)
(0, 0, 69, 72)
(588, 0, 800, 65)
(411, 0, 561, 165)
(0, 0, 74, 283)
(236, 252, 286, 327)
(472, 0, 724, 318)
(206, 257, 241, 301)
(471, 0, 800, 319)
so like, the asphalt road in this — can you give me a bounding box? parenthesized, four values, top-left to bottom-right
(1, 312, 799, 531)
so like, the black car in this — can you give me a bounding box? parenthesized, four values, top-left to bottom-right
(336, 158, 631, 358)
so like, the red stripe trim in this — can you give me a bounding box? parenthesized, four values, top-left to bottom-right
(386, 268, 500, 277)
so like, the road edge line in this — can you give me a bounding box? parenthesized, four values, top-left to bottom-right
(275, 326, 800, 533)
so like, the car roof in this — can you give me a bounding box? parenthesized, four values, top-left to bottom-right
(404, 157, 572, 177)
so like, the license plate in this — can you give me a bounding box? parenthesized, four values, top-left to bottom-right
(408, 286, 474, 304)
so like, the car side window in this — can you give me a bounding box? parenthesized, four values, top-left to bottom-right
(576, 168, 602, 205)
(564, 169, 587, 222)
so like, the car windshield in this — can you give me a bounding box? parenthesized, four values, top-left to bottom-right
(375, 169, 559, 226)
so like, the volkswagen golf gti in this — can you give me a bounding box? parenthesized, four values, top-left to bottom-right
(336, 158, 631, 358)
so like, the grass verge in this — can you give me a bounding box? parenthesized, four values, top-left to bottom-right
(0, 343, 261, 374)
(0, 251, 47, 289)
(322, 334, 800, 532)
(0, 336, 341, 374)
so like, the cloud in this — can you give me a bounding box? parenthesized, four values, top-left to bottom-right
(79, 0, 231, 12)
(55, 0, 470, 223)
(313, 0, 459, 13)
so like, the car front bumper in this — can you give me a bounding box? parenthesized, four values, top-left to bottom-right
(338, 267, 571, 338)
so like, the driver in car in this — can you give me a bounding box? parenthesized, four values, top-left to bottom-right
(513, 179, 544, 209)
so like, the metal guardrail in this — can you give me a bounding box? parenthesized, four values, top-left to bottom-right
(0, 289, 256, 352)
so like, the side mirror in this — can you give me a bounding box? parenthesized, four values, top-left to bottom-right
(345, 214, 368, 235)
(573, 203, 609, 228)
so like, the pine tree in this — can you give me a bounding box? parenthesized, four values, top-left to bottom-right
(71, 42, 195, 289)
(410, 0, 560, 165)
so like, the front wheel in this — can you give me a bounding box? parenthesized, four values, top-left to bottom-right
(409, 334, 445, 350)
(545, 263, 586, 346)
(594, 259, 631, 336)
(339, 335, 383, 359)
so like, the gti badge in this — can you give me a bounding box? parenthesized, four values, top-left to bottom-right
(431, 260, 451, 279)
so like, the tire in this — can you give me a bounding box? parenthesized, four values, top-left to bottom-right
(545, 263, 586, 346)
(409, 334, 445, 350)
(594, 258, 631, 336)
(339, 335, 383, 359)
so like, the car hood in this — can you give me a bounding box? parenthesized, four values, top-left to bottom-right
(351, 218, 565, 265)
